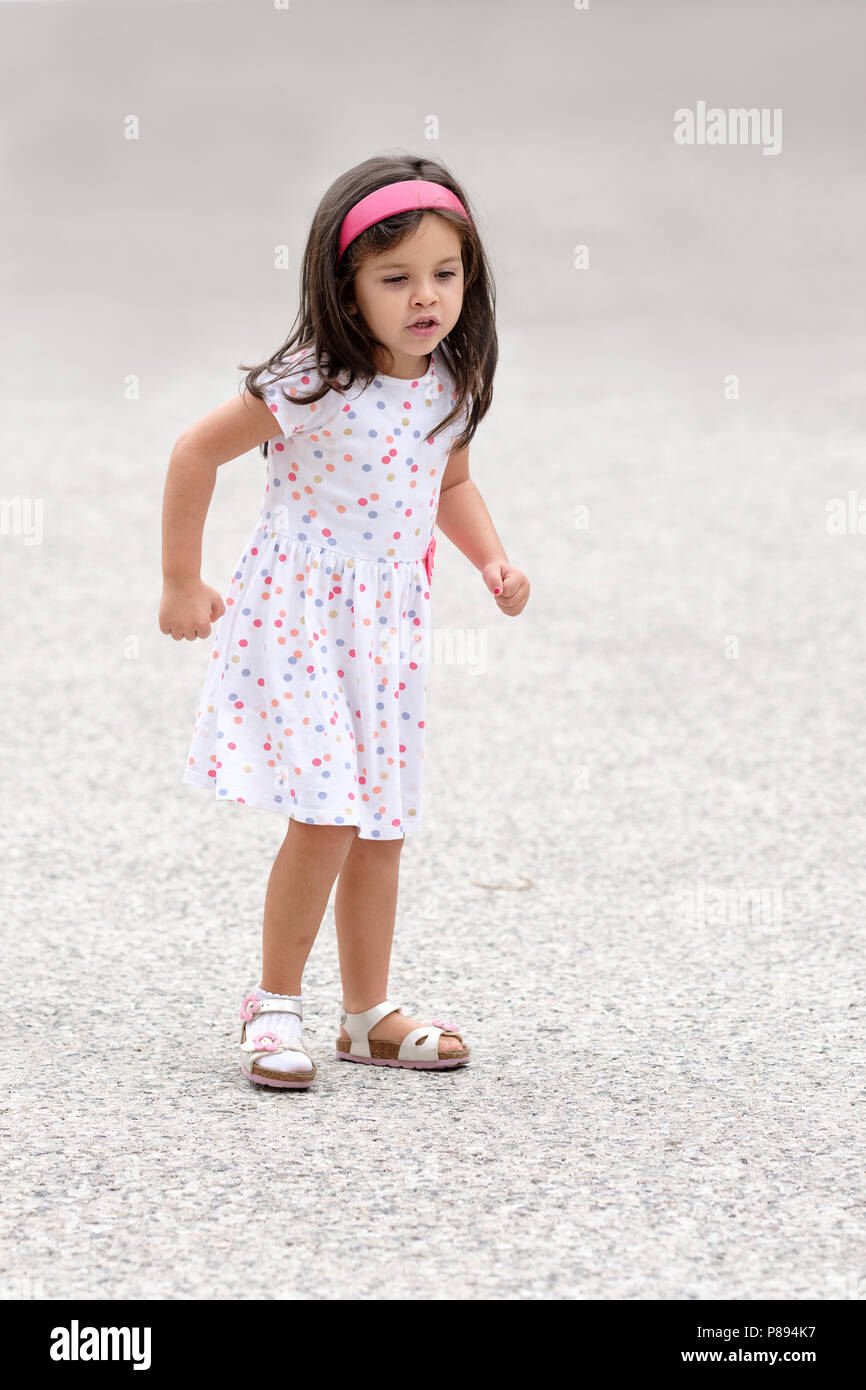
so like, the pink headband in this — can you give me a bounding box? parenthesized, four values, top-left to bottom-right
(337, 179, 470, 260)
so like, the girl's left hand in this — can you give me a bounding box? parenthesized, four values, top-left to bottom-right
(482, 562, 530, 616)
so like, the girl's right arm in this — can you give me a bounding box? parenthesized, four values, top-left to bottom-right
(159, 391, 281, 641)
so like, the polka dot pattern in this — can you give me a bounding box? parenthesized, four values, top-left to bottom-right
(183, 347, 466, 840)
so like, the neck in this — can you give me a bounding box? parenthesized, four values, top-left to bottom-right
(375, 346, 432, 379)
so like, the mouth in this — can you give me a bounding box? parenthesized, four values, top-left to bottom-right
(407, 317, 440, 336)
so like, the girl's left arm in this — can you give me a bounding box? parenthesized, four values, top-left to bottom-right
(435, 443, 530, 616)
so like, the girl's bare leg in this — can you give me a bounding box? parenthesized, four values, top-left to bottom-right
(260, 820, 357, 995)
(334, 835, 463, 1051)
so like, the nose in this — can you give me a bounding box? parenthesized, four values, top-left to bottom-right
(411, 279, 439, 305)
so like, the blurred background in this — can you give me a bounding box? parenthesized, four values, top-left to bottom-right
(2, 0, 865, 1303)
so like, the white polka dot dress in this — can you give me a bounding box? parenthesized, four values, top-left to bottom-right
(182, 347, 465, 839)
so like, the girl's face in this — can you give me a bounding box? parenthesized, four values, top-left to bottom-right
(351, 214, 465, 378)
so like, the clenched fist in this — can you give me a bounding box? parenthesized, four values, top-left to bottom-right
(482, 561, 531, 616)
(159, 578, 226, 641)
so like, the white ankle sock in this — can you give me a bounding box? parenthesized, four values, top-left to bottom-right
(249, 986, 313, 1075)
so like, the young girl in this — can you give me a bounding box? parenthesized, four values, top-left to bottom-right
(159, 154, 530, 1089)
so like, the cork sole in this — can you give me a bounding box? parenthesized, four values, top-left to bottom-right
(336, 1036, 470, 1068)
(241, 1061, 317, 1089)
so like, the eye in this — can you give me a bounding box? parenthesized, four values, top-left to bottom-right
(383, 271, 458, 285)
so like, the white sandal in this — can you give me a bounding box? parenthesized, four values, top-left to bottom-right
(238, 991, 317, 1089)
(336, 1000, 470, 1069)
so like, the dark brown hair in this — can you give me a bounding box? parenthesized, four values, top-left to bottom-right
(239, 152, 497, 458)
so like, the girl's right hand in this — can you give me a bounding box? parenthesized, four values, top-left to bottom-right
(159, 579, 226, 641)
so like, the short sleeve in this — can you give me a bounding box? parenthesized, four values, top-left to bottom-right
(447, 390, 472, 446)
(258, 352, 339, 440)
(435, 360, 471, 445)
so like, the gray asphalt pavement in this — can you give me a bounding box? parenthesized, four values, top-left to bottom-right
(2, 0, 865, 1300)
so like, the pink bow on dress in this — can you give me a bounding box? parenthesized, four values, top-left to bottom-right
(424, 535, 436, 584)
